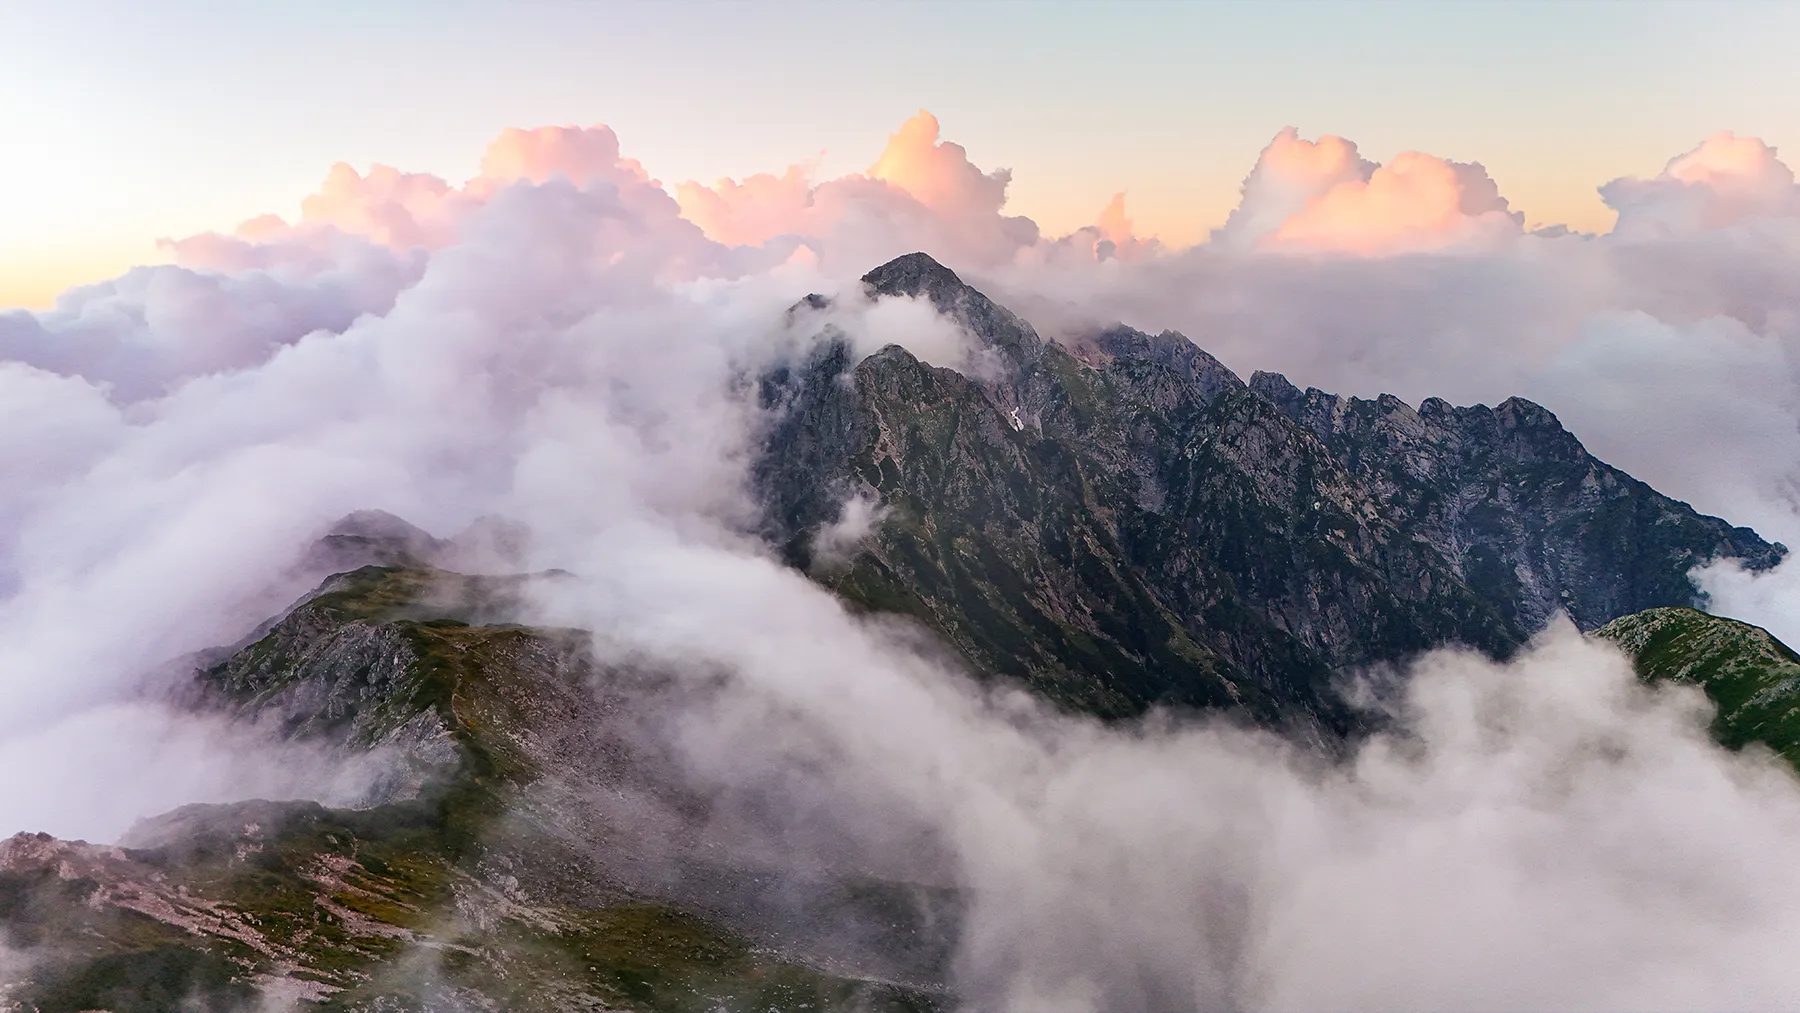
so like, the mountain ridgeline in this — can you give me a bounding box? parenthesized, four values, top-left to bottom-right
(756, 252, 1783, 730)
(2, 559, 952, 1012)
(3, 253, 1793, 1011)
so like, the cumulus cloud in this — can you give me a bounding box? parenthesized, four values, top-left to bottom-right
(294, 161, 468, 249)
(1267, 150, 1523, 254)
(1604, 131, 1800, 239)
(1024, 193, 1164, 267)
(677, 162, 818, 247)
(201, 122, 688, 260)
(1216, 128, 1377, 247)
(477, 123, 659, 188)
(0, 250, 421, 401)
(11, 110, 1800, 1007)
(867, 111, 1016, 224)
(677, 110, 1043, 272)
(1216, 127, 1524, 255)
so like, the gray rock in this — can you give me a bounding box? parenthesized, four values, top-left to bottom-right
(753, 253, 1785, 731)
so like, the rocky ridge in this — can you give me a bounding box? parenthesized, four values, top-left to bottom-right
(1, 532, 946, 1012)
(756, 252, 1783, 729)
(4, 253, 1794, 1010)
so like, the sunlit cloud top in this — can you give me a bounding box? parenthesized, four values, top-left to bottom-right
(6, 0, 1800, 307)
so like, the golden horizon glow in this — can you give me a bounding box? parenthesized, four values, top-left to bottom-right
(4, 0, 1794, 307)
(0, 183, 1634, 311)
(0, 123, 1683, 310)
(1, 242, 172, 311)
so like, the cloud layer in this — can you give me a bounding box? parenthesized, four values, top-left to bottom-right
(6, 112, 1800, 1008)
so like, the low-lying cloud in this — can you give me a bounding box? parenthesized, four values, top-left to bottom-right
(6, 110, 1800, 1008)
(529, 540, 1800, 1009)
(0, 703, 401, 845)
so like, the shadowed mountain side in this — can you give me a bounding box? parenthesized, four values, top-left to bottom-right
(754, 253, 1783, 731)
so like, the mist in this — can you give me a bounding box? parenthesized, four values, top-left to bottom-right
(5, 113, 1800, 1008)
(559, 598, 1800, 1010)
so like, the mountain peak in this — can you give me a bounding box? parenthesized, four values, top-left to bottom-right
(860, 251, 965, 300)
(301, 509, 447, 572)
(859, 253, 1045, 367)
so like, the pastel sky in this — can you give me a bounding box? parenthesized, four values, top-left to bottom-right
(4, 0, 1797, 308)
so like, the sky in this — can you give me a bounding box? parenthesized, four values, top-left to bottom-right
(5, 0, 1800, 309)
(14, 5, 1800, 1003)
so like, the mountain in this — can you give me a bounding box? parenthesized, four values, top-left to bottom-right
(4, 253, 1789, 1009)
(1596, 607, 1800, 769)
(2, 559, 948, 1012)
(756, 252, 1782, 731)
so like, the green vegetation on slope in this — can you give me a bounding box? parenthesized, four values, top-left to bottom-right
(1596, 606, 1800, 768)
(3, 565, 941, 1013)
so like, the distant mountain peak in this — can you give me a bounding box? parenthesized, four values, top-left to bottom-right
(301, 509, 448, 573)
(859, 252, 1045, 368)
(860, 251, 965, 300)
(755, 257, 1786, 725)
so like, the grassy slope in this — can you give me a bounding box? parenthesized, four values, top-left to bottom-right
(1595, 606, 1800, 768)
(4, 566, 938, 1013)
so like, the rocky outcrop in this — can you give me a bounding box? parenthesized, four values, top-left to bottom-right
(1248, 372, 1782, 631)
(754, 253, 1785, 728)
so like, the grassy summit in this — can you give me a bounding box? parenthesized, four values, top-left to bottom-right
(1596, 606, 1800, 769)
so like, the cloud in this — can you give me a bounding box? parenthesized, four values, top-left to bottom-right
(0, 252, 421, 401)
(676, 162, 817, 247)
(296, 161, 467, 249)
(0, 702, 401, 842)
(10, 111, 1800, 1007)
(1216, 128, 1377, 247)
(477, 123, 657, 188)
(19, 112, 1794, 631)
(205, 123, 688, 259)
(1025, 193, 1163, 266)
(867, 111, 1016, 225)
(531, 546, 1800, 1010)
(809, 490, 889, 568)
(1526, 311, 1800, 534)
(1604, 131, 1800, 239)
(1267, 150, 1524, 255)
(676, 110, 1042, 272)
(676, 112, 1176, 275)
(1216, 127, 1524, 255)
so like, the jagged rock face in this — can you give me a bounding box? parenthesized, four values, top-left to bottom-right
(197, 567, 575, 760)
(1249, 372, 1784, 631)
(754, 253, 1785, 726)
(861, 252, 1047, 369)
